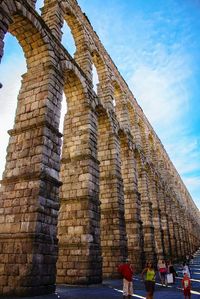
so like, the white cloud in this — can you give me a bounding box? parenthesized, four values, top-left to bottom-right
(128, 44, 191, 128)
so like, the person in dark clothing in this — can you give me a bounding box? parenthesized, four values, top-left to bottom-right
(168, 260, 177, 284)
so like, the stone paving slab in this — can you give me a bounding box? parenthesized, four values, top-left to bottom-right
(2, 250, 200, 299)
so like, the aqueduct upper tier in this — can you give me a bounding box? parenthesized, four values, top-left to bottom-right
(0, 0, 200, 296)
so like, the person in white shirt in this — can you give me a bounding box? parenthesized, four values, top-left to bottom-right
(182, 262, 191, 278)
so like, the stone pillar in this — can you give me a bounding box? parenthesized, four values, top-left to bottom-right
(115, 93, 131, 131)
(175, 202, 185, 259)
(41, 0, 64, 40)
(93, 55, 115, 110)
(149, 176, 164, 261)
(185, 221, 191, 254)
(140, 127, 151, 160)
(187, 217, 195, 253)
(137, 160, 156, 262)
(166, 196, 178, 260)
(134, 122, 143, 150)
(0, 63, 63, 296)
(98, 121, 127, 278)
(171, 200, 183, 260)
(180, 208, 190, 256)
(157, 186, 171, 258)
(97, 78, 114, 109)
(56, 87, 102, 284)
(74, 47, 93, 82)
(120, 134, 143, 271)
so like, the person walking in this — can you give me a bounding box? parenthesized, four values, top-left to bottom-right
(182, 272, 191, 299)
(168, 260, 177, 284)
(118, 258, 134, 299)
(157, 259, 167, 286)
(183, 262, 191, 278)
(141, 261, 156, 299)
(186, 255, 190, 265)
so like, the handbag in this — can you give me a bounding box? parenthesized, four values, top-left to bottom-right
(166, 273, 173, 284)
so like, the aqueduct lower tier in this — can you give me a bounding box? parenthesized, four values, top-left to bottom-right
(0, 0, 200, 296)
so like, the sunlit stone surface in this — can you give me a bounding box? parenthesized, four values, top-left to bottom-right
(0, 0, 200, 296)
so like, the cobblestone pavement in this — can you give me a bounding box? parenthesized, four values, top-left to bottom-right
(3, 249, 200, 299)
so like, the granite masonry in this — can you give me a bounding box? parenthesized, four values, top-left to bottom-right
(0, 0, 200, 296)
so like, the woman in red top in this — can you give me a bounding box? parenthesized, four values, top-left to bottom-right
(182, 273, 191, 299)
(118, 259, 134, 299)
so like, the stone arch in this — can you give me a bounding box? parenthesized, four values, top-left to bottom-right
(0, 2, 52, 64)
(1, 9, 61, 174)
(148, 133, 156, 164)
(155, 145, 164, 174)
(0, 4, 63, 296)
(63, 4, 93, 80)
(138, 119, 149, 156)
(0, 3, 61, 189)
(0, 31, 27, 180)
(0, 0, 200, 297)
(113, 81, 131, 130)
(40, 0, 93, 79)
(126, 102, 142, 147)
(92, 50, 114, 109)
(63, 64, 88, 107)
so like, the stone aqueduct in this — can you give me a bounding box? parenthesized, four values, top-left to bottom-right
(0, 0, 200, 296)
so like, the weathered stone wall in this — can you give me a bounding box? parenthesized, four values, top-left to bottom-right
(0, 0, 200, 296)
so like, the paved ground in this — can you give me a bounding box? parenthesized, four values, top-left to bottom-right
(3, 249, 200, 299)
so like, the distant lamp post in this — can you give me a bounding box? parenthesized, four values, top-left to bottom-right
(0, 83, 2, 89)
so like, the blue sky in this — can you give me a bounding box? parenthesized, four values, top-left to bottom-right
(0, 0, 200, 210)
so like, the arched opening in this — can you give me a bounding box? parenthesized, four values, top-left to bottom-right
(92, 51, 114, 108)
(92, 51, 104, 97)
(92, 63, 99, 93)
(61, 21, 76, 57)
(63, 8, 92, 79)
(59, 92, 67, 159)
(35, 0, 44, 15)
(0, 33, 26, 179)
(59, 93, 67, 133)
(113, 81, 130, 127)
